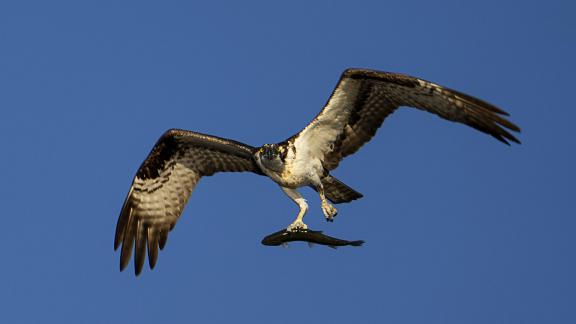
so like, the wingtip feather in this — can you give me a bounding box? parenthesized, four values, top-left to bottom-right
(158, 229, 169, 250)
(134, 221, 147, 276)
(119, 214, 136, 272)
(147, 227, 159, 270)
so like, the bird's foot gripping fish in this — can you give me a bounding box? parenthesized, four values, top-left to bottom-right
(261, 228, 364, 249)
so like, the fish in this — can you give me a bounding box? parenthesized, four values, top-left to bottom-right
(261, 228, 364, 249)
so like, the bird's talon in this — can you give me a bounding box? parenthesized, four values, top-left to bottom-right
(287, 221, 308, 232)
(322, 202, 338, 222)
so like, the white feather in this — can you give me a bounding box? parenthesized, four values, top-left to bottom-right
(294, 78, 361, 161)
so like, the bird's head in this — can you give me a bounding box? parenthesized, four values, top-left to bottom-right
(258, 144, 283, 160)
(257, 144, 286, 171)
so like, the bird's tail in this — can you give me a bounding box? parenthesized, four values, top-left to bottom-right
(319, 176, 363, 204)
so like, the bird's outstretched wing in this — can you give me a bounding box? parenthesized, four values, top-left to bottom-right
(114, 129, 261, 275)
(292, 68, 521, 170)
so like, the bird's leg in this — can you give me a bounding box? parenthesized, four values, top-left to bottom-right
(317, 185, 338, 222)
(281, 187, 309, 232)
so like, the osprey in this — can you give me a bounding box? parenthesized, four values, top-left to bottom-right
(115, 68, 521, 275)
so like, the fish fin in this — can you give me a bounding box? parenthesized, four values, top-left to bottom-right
(282, 242, 289, 248)
(307, 242, 315, 248)
(328, 245, 338, 250)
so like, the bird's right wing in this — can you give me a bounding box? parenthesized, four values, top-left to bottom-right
(114, 129, 262, 275)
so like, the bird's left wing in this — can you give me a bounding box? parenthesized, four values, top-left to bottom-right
(290, 68, 520, 170)
(114, 129, 261, 275)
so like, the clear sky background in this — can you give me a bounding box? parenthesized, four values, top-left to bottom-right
(1, 1, 574, 323)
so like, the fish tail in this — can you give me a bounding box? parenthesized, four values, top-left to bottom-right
(349, 240, 364, 247)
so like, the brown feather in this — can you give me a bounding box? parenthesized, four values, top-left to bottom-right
(119, 212, 135, 271)
(134, 220, 146, 276)
(158, 228, 168, 251)
(147, 227, 159, 269)
(296, 68, 521, 171)
(115, 129, 261, 274)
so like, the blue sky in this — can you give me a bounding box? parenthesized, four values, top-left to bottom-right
(1, 1, 574, 323)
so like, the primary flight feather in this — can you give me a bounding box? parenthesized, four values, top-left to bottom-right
(115, 68, 521, 275)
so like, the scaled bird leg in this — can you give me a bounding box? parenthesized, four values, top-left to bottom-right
(281, 187, 309, 232)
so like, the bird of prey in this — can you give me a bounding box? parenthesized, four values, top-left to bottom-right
(114, 68, 521, 275)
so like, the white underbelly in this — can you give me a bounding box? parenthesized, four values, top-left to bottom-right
(278, 155, 323, 188)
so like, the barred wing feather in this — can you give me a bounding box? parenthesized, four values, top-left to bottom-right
(114, 129, 261, 275)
